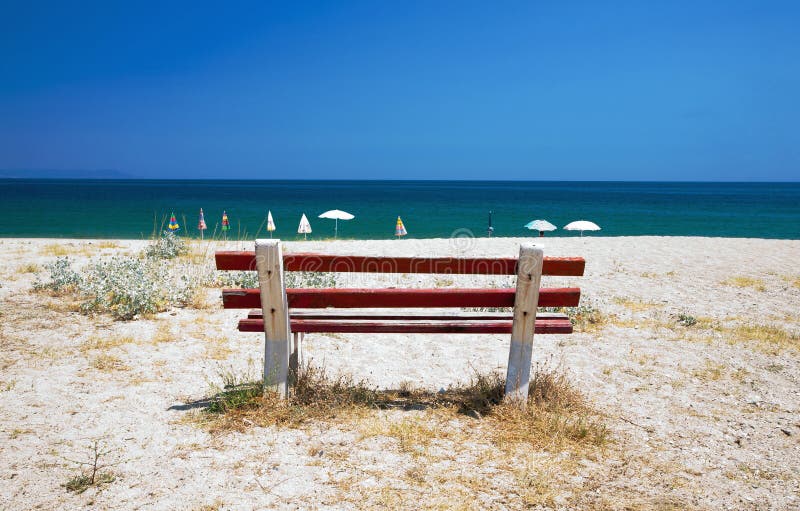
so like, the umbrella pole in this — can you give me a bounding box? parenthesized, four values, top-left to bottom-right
(335, 218, 338, 238)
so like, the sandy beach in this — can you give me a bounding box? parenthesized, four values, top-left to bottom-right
(1, 236, 799, 510)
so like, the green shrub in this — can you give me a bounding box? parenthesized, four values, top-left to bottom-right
(143, 231, 187, 260)
(34, 255, 200, 320)
(285, 271, 337, 288)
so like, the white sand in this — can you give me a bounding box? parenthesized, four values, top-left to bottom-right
(1, 236, 799, 510)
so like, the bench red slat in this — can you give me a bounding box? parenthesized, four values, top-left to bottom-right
(238, 318, 573, 334)
(214, 252, 585, 276)
(222, 287, 580, 309)
(247, 310, 568, 321)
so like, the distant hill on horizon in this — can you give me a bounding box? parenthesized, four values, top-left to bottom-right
(0, 169, 134, 179)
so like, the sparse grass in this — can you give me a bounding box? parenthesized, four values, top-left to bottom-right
(203, 336, 234, 360)
(91, 354, 130, 372)
(96, 241, 121, 249)
(81, 334, 135, 352)
(721, 276, 766, 292)
(613, 296, 659, 312)
(781, 275, 800, 289)
(151, 322, 173, 344)
(19, 263, 41, 273)
(692, 361, 725, 381)
(41, 243, 73, 256)
(63, 472, 115, 493)
(724, 323, 799, 353)
(195, 362, 608, 456)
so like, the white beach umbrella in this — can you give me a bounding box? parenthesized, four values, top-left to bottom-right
(266, 210, 276, 238)
(318, 209, 354, 238)
(525, 219, 557, 237)
(563, 220, 601, 236)
(298, 213, 312, 240)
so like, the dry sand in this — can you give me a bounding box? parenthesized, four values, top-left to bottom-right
(1, 236, 799, 510)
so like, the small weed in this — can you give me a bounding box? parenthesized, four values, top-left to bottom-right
(677, 313, 697, 327)
(62, 439, 120, 494)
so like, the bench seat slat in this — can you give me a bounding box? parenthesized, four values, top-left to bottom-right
(246, 309, 569, 321)
(222, 287, 580, 309)
(215, 252, 585, 276)
(238, 318, 573, 334)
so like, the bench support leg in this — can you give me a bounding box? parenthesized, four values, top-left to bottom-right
(255, 239, 292, 398)
(505, 244, 544, 406)
(289, 332, 303, 382)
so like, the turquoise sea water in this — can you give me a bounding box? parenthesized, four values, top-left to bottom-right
(0, 179, 798, 240)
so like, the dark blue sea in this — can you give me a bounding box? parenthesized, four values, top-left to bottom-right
(0, 180, 798, 240)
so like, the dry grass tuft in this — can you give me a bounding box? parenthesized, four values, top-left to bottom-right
(203, 336, 234, 360)
(150, 322, 173, 344)
(19, 263, 42, 273)
(613, 297, 659, 312)
(721, 276, 766, 292)
(725, 323, 799, 353)
(81, 334, 135, 352)
(91, 354, 130, 372)
(195, 362, 608, 454)
(95, 241, 121, 249)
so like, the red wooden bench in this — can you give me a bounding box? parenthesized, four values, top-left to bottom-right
(215, 240, 584, 404)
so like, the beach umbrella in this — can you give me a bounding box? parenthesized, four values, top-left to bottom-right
(168, 212, 180, 232)
(266, 210, 276, 238)
(525, 219, 557, 237)
(318, 209, 354, 238)
(488, 210, 494, 237)
(221, 211, 230, 231)
(395, 216, 407, 238)
(298, 213, 312, 240)
(564, 220, 601, 236)
(197, 208, 207, 240)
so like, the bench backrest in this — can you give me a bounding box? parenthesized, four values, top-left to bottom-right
(215, 251, 584, 309)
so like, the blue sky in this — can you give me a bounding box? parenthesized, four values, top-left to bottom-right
(1, 1, 798, 180)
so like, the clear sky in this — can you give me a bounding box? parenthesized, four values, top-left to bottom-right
(1, 1, 798, 180)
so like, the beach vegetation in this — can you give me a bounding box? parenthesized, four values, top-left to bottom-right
(91, 353, 129, 371)
(677, 313, 698, 327)
(725, 323, 799, 353)
(81, 334, 136, 352)
(194, 362, 608, 455)
(721, 276, 766, 292)
(613, 296, 660, 312)
(285, 271, 337, 288)
(62, 440, 119, 494)
(214, 270, 258, 289)
(34, 256, 200, 320)
(19, 263, 41, 273)
(143, 231, 187, 259)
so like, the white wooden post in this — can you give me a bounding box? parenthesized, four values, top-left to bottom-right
(255, 239, 292, 398)
(505, 244, 544, 405)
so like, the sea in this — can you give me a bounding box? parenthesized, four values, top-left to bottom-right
(0, 179, 798, 240)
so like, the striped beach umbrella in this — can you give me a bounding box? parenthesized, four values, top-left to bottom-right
(267, 210, 276, 238)
(168, 212, 180, 232)
(197, 208, 207, 240)
(221, 211, 230, 232)
(395, 216, 407, 238)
